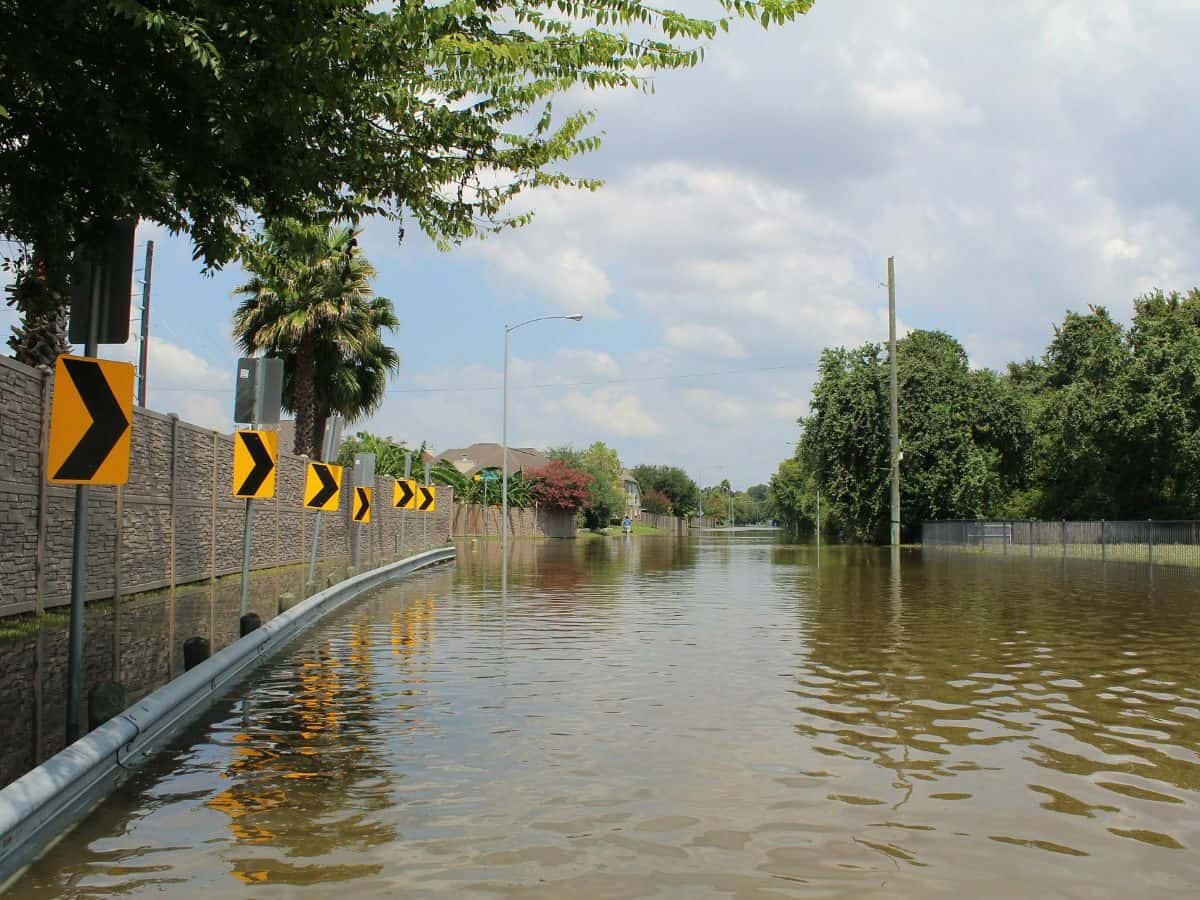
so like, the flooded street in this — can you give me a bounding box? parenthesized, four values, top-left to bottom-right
(17, 533, 1200, 897)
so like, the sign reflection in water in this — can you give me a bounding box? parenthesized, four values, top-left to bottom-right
(16, 533, 1200, 898)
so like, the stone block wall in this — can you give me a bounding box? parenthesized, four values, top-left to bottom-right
(0, 355, 454, 618)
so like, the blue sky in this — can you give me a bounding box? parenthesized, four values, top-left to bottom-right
(6, 0, 1200, 489)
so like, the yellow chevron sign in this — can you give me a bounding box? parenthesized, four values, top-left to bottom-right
(393, 478, 417, 509)
(353, 486, 372, 523)
(233, 430, 277, 499)
(304, 462, 342, 511)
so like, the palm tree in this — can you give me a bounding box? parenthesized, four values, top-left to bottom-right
(233, 220, 397, 458)
(308, 296, 400, 456)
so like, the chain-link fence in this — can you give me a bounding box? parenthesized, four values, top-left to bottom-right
(922, 519, 1200, 567)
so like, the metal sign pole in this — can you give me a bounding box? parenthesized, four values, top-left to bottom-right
(422, 460, 430, 550)
(399, 451, 411, 557)
(307, 419, 338, 585)
(65, 263, 103, 744)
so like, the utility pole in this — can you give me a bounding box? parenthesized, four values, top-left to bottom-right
(136, 240, 154, 408)
(888, 256, 900, 549)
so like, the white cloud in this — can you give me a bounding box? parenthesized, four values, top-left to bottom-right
(681, 388, 751, 423)
(474, 242, 615, 318)
(554, 348, 620, 377)
(853, 78, 982, 125)
(560, 388, 663, 437)
(664, 323, 746, 358)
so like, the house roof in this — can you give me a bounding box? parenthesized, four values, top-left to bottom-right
(434, 443, 550, 477)
(621, 469, 640, 487)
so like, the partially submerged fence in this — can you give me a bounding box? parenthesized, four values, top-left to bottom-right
(922, 519, 1200, 566)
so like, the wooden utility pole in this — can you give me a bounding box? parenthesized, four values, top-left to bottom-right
(888, 257, 900, 548)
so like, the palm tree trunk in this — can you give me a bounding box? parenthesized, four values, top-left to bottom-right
(313, 414, 328, 461)
(6, 246, 70, 368)
(294, 336, 317, 457)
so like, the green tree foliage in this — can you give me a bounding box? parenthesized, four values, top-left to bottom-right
(551, 442, 626, 528)
(233, 220, 397, 457)
(1019, 292, 1200, 518)
(781, 289, 1200, 539)
(336, 432, 428, 476)
(792, 330, 1030, 541)
(629, 464, 700, 516)
(1, 0, 813, 363)
(769, 457, 817, 532)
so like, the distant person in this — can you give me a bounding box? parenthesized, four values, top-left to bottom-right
(622, 516, 632, 534)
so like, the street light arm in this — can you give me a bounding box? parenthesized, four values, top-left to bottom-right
(507, 314, 583, 333)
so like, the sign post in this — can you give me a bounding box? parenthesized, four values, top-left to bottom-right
(353, 453, 375, 569)
(307, 416, 342, 586)
(232, 358, 283, 616)
(422, 460, 431, 550)
(61, 223, 136, 743)
(394, 451, 414, 558)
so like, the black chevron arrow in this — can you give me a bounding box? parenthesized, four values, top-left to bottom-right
(55, 358, 130, 481)
(237, 432, 275, 496)
(394, 480, 415, 508)
(354, 487, 371, 521)
(418, 486, 434, 511)
(308, 464, 338, 508)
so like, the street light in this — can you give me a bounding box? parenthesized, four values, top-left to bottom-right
(503, 314, 584, 562)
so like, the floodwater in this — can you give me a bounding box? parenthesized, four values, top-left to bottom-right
(15, 533, 1200, 897)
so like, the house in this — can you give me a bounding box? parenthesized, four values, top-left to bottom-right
(434, 443, 551, 479)
(621, 470, 642, 519)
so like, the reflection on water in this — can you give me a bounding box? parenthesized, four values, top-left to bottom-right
(18, 534, 1200, 897)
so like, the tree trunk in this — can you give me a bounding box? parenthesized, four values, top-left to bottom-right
(312, 415, 328, 461)
(293, 336, 317, 458)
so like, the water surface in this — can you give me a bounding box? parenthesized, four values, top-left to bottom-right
(18, 534, 1200, 897)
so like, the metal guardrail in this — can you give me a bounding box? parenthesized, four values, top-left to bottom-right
(0, 545, 457, 890)
(922, 519, 1200, 566)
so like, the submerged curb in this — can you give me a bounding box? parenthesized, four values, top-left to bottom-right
(0, 546, 457, 889)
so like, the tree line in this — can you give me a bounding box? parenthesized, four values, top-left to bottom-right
(771, 290, 1200, 541)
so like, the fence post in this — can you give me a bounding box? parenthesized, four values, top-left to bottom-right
(1148, 518, 1153, 566)
(1100, 519, 1106, 563)
(1003, 520, 1008, 555)
(168, 414, 179, 680)
(1061, 518, 1067, 559)
(1029, 518, 1035, 558)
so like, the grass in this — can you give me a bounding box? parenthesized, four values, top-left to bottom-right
(927, 541, 1200, 569)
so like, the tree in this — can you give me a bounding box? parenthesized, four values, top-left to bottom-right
(796, 331, 1031, 541)
(578, 441, 626, 529)
(233, 220, 395, 457)
(630, 464, 700, 516)
(307, 296, 400, 456)
(1, 0, 813, 364)
(769, 457, 817, 532)
(528, 460, 593, 512)
(336, 432, 428, 476)
(641, 488, 673, 515)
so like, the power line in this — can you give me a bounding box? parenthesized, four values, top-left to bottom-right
(150, 361, 811, 395)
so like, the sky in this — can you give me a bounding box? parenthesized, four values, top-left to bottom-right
(7, 0, 1200, 489)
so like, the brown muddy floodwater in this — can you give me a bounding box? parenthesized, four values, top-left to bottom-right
(14, 533, 1200, 898)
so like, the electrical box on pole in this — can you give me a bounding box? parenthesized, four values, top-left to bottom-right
(233, 357, 284, 425)
(69, 220, 136, 345)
